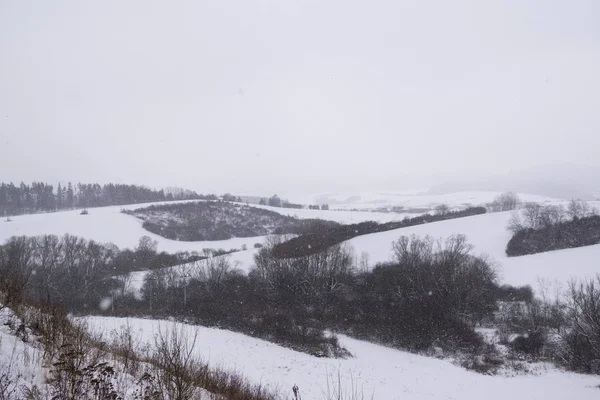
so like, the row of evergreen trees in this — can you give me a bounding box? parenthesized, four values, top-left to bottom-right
(0, 181, 204, 216)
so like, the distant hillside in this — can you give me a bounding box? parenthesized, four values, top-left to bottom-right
(125, 201, 339, 241)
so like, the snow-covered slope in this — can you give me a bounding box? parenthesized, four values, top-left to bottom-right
(346, 211, 600, 288)
(86, 316, 600, 400)
(0, 200, 402, 253)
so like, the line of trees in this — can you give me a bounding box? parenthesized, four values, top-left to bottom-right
(0, 181, 206, 216)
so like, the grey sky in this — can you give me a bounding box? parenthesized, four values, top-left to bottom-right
(1, 0, 599, 195)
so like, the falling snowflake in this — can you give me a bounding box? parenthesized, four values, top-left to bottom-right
(99, 297, 113, 311)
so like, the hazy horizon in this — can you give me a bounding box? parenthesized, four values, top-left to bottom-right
(2, 1, 599, 195)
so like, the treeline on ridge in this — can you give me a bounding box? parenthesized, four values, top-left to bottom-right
(0, 181, 207, 216)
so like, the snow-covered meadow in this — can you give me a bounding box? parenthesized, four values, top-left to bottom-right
(86, 316, 600, 400)
(345, 210, 600, 288)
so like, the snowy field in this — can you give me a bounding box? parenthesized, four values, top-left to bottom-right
(0, 200, 403, 253)
(345, 211, 600, 289)
(86, 316, 600, 400)
(289, 190, 562, 211)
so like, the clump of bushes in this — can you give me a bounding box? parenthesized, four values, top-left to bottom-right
(506, 200, 600, 256)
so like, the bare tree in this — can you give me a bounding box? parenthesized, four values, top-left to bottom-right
(0, 236, 36, 307)
(567, 199, 591, 220)
(434, 204, 450, 216)
(488, 192, 521, 212)
(562, 275, 600, 373)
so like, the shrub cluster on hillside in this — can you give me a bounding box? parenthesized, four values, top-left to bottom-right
(506, 200, 599, 256)
(0, 181, 206, 216)
(120, 235, 504, 356)
(125, 201, 339, 241)
(271, 207, 486, 258)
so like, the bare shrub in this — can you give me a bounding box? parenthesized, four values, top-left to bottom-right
(322, 368, 374, 400)
(0, 364, 21, 400)
(567, 199, 592, 219)
(152, 324, 201, 399)
(435, 204, 450, 216)
(560, 276, 600, 373)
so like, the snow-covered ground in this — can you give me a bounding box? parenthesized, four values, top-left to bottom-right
(290, 190, 562, 210)
(0, 200, 407, 253)
(0, 307, 46, 394)
(86, 316, 600, 400)
(345, 211, 600, 288)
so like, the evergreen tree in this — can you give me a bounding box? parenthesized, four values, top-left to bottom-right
(66, 182, 74, 209)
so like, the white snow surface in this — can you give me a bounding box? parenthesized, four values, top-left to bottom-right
(345, 211, 600, 288)
(86, 316, 600, 400)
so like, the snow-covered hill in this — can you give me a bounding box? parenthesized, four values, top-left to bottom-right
(86, 316, 600, 400)
(345, 211, 600, 288)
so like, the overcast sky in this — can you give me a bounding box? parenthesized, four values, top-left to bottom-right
(1, 0, 599, 195)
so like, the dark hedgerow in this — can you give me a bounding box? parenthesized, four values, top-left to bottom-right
(506, 215, 600, 257)
(272, 206, 486, 258)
